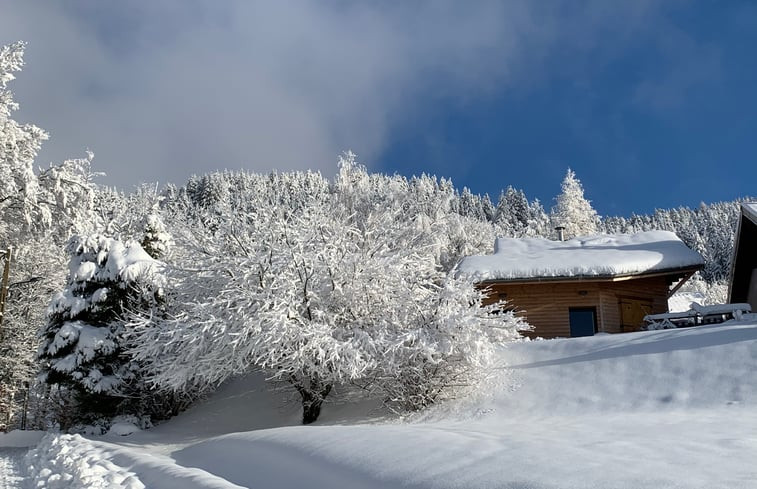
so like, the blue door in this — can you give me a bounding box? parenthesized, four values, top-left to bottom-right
(569, 307, 597, 337)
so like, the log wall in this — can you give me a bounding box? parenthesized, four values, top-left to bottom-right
(482, 276, 671, 338)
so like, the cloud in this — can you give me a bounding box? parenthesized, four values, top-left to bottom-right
(0, 1, 535, 187)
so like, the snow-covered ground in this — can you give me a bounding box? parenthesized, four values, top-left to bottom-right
(6, 318, 757, 488)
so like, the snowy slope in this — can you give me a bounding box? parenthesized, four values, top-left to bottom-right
(20, 319, 757, 488)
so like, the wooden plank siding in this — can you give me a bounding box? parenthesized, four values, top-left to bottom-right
(481, 275, 672, 338)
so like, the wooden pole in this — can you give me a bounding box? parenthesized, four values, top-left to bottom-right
(0, 246, 12, 331)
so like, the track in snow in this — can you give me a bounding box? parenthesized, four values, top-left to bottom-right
(0, 448, 27, 489)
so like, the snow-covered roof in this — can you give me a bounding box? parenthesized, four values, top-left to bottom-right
(457, 230, 704, 282)
(742, 202, 757, 224)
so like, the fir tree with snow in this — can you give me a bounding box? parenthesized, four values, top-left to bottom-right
(38, 235, 163, 421)
(550, 169, 599, 239)
(140, 211, 172, 260)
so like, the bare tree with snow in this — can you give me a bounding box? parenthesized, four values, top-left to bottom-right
(130, 155, 528, 424)
(0, 41, 100, 430)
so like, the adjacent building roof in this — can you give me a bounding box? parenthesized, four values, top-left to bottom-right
(743, 202, 757, 223)
(729, 203, 757, 304)
(458, 230, 704, 283)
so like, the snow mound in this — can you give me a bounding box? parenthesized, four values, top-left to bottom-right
(458, 230, 704, 281)
(108, 422, 140, 436)
(490, 321, 757, 414)
(25, 433, 145, 489)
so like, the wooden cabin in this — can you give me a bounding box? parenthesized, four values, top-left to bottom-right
(458, 231, 704, 338)
(728, 203, 757, 312)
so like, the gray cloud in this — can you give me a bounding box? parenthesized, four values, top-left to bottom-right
(0, 1, 534, 187)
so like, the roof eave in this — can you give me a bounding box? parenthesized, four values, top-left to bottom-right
(727, 214, 746, 303)
(742, 202, 757, 225)
(476, 264, 704, 286)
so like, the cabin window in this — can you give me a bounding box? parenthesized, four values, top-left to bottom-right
(569, 307, 597, 337)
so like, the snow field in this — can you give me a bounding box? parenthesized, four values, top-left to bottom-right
(169, 409, 757, 489)
(19, 319, 757, 488)
(166, 320, 757, 488)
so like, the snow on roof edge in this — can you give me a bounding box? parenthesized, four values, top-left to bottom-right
(472, 264, 703, 284)
(742, 202, 757, 224)
(458, 230, 704, 282)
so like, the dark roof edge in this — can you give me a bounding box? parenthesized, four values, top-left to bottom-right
(476, 264, 704, 286)
(728, 204, 757, 302)
(742, 202, 757, 225)
(728, 214, 746, 302)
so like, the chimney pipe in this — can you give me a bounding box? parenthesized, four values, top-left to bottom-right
(555, 226, 565, 241)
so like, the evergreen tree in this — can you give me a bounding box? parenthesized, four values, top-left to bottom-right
(38, 235, 163, 422)
(140, 213, 172, 260)
(526, 199, 552, 237)
(551, 169, 598, 239)
(494, 187, 531, 237)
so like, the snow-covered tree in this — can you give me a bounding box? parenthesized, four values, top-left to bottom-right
(0, 41, 48, 244)
(140, 213, 172, 259)
(675, 272, 728, 306)
(38, 235, 163, 421)
(133, 186, 173, 260)
(0, 41, 99, 430)
(551, 169, 598, 239)
(131, 156, 528, 424)
(0, 42, 98, 245)
(598, 200, 744, 283)
(0, 240, 68, 430)
(494, 187, 532, 237)
(525, 199, 552, 237)
(379, 275, 525, 411)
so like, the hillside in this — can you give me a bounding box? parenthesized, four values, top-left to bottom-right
(9, 318, 757, 488)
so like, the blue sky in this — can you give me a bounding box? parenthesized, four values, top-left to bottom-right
(1, 1, 755, 216)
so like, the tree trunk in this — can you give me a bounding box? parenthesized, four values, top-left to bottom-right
(291, 375, 332, 425)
